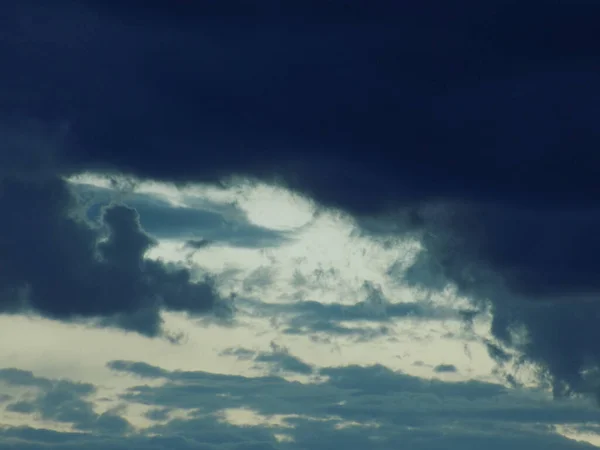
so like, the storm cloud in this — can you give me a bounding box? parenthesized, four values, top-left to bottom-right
(2, 0, 600, 401)
(0, 174, 224, 336)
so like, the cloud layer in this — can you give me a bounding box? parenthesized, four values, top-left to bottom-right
(2, 0, 600, 404)
(3, 358, 600, 449)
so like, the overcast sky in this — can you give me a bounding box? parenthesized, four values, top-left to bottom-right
(2, 1, 600, 449)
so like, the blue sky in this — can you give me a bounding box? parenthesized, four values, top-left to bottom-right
(2, 1, 600, 448)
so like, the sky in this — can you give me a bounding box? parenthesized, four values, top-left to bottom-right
(1, 1, 600, 449)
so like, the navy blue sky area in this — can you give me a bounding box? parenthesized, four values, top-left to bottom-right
(1, 1, 598, 211)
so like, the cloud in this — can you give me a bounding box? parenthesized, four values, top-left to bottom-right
(0, 175, 224, 337)
(3, 360, 600, 449)
(144, 408, 171, 422)
(73, 182, 289, 248)
(3, 2, 597, 206)
(2, 0, 600, 402)
(0, 369, 130, 434)
(234, 280, 459, 341)
(107, 358, 600, 426)
(221, 342, 314, 375)
(403, 204, 600, 399)
(105, 360, 170, 380)
(93, 359, 600, 447)
(185, 239, 213, 250)
(434, 364, 458, 374)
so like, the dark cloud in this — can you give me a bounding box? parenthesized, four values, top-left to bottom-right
(106, 358, 551, 421)
(219, 347, 256, 361)
(105, 360, 170, 380)
(185, 239, 213, 250)
(2, 0, 600, 400)
(6, 401, 36, 414)
(0, 368, 54, 390)
(2, 1, 597, 208)
(235, 281, 458, 341)
(3, 362, 600, 449)
(1, 369, 130, 434)
(107, 359, 600, 448)
(144, 408, 171, 422)
(221, 342, 314, 375)
(0, 175, 224, 336)
(402, 205, 600, 400)
(434, 364, 458, 374)
(281, 320, 392, 343)
(485, 343, 512, 364)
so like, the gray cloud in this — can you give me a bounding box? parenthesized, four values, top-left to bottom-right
(185, 239, 213, 250)
(3, 0, 600, 407)
(1, 369, 130, 434)
(74, 183, 289, 248)
(108, 358, 600, 426)
(220, 342, 314, 375)
(144, 408, 171, 422)
(0, 174, 225, 337)
(105, 360, 170, 380)
(235, 279, 459, 342)
(3, 360, 600, 449)
(434, 364, 458, 374)
(254, 349, 313, 375)
(396, 203, 600, 401)
(1, 1, 599, 448)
